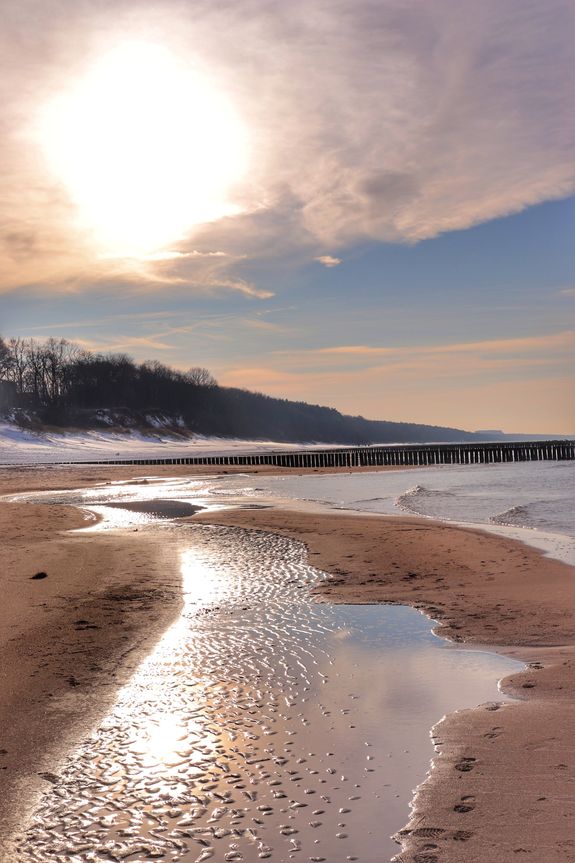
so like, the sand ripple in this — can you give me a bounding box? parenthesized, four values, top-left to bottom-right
(15, 524, 515, 862)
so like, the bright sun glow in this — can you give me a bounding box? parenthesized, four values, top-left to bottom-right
(37, 42, 250, 256)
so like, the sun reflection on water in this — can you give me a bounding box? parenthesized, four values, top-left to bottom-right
(180, 548, 225, 610)
(135, 714, 186, 763)
(110, 548, 225, 778)
(130, 712, 214, 776)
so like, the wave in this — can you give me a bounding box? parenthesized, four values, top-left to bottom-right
(490, 504, 534, 530)
(489, 499, 571, 534)
(395, 484, 455, 517)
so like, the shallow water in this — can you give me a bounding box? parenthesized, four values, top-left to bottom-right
(27, 460, 573, 564)
(15, 510, 521, 863)
(191, 461, 575, 564)
(216, 461, 574, 535)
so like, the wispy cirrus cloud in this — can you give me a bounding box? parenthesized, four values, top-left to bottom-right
(72, 335, 175, 352)
(0, 0, 573, 294)
(204, 278, 274, 300)
(219, 330, 575, 400)
(16, 307, 290, 363)
(305, 331, 575, 361)
(127, 250, 236, 263)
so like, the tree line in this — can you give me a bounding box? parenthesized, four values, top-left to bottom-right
(0, 335, 216, 411)
(0, 334, 481, 443)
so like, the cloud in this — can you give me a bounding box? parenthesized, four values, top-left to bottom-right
(25, 310, 180, 332)
(66, 335, 174, 352)
(229, 330, 575, 387)
(315, 255, 342, 268)
(0, 0, 573, 293)
(121, 250, 234, 262)
(560, 287, 575, 297)
(205, 278, 274, 300)
(308, 330, 575, 360)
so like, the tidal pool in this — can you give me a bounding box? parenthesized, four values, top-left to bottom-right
(15, 505, 522, 863)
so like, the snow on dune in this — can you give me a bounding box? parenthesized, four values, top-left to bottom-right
(0, 424, 312, 465)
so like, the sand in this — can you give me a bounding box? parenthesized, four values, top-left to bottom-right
(197, 508, 575, 862)
(1, 464, 575, 861)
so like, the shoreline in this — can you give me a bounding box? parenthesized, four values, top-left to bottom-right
(0, 460, 410, 496)
(1, 465, 574, 861)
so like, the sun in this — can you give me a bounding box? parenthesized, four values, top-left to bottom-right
(37, 42, 250, 257)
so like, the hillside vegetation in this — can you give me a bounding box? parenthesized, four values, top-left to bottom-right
(0, 334, 486, 444)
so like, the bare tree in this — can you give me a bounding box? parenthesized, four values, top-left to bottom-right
(3, 337, 83, 407)
(41, 338, 83, 406)
(0, 336, 12, 379)
(185, 367, 218, 387)
(8, 337, 28, 395)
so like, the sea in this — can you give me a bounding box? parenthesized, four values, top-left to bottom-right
(24, 458, 574, 563)
(13, 458, 574, 563)
(205, 460, 575, 565)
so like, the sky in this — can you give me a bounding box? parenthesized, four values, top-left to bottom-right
(0, 0, 573, 434)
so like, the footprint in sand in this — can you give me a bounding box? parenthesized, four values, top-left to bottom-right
(454, 757, 476, 772)
(453, 802, 474, 812)
(453, 829, 474, 841)
(411, 827, 446, 839)
(483, 726, 503, 739)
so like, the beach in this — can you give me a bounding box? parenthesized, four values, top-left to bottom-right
(199, 507, 575, 861)
(0, 463, 307, 848)
(1, 464, 575, 861)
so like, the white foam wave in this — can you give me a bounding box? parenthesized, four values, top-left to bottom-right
(490, 504, 535, 530)
(395, 484, 455, 517)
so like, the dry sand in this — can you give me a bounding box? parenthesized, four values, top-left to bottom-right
(1, 464, 574, 861)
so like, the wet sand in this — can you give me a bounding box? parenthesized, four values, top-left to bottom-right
(12, 523, 517, 863)
(1, 465, 575, 861)
(0, 500, 189, 850)
(0, 464, 399, 853)
(197, 508, 575, 862)
(0, 461, 403, 497)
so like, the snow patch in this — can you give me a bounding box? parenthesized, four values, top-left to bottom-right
(0, 422, 323, 465)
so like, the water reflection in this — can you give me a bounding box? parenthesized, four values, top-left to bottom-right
(17, 522, 521, 863)
(134, 713, 192, 768)
(180, 547, 234, 609)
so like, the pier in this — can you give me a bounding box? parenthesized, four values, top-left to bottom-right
(45, 439, 575, 468)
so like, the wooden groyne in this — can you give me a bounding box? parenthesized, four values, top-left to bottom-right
(49, 440, 574, 468)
